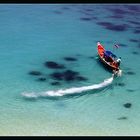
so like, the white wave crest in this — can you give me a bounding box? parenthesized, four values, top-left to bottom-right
(21, 75, 114, 98)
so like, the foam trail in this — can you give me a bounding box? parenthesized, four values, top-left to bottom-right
(22, 75, 114, 98)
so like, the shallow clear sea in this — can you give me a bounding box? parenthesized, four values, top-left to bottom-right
(0, 4, 140, 136)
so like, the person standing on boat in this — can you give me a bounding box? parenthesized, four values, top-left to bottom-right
(116, 57, 121, 66)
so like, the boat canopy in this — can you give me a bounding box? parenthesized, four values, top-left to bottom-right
(104, 51, 117, 58)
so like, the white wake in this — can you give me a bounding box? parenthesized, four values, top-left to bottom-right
(21, 74, 114, 98)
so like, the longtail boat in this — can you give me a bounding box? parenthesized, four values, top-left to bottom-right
(97, 42, 120, 71)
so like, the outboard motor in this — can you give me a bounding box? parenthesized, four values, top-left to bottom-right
(113, 69, 122, 77)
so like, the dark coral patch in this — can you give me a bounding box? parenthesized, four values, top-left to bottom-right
(64, 70, 79, 76)
(132, 51, 139, 55)
(117, 116, 127, 120)
(126, 89, 135, 92)
(63, 70, 79, 81)
(135, 26, 140, 30)
(126, 5, 140, 12)
(91, 17, 98, 20)
(97, 22, 128, 31)
(84, 8, 94, 12)
(137, 43, 140, 48)
(88, 56, 95, 59)
(51, 81, 61, 86)
(64, 75, 75, 81)
(97, 22, 112, 26)
(28, 71, 42, 76)
(44, 61, 65, 69)
(76, 76, 88, 81)
(50, 69, 87, 83)
(134, 30, 140, 34)
(113, 8, 128, 14)
(118, 43, 127, 47)
(63, 57, 77, 61)
(116, 82, 125, 87)
(109, 14, 124, 19)
(105, 24, 128, 31)
(37, 77, 46, 81)
(128, 20, 140, 25)
(53, 11, 63, 14)
(123, 103, 132, 108)
(82, 12, 92, 16)
(129, 39, 139, 42)
(126, 71, 135, 75)
(61, 7, 70, 10)
(118, 83, 125, 87)
(76, 53, 83, 56)
(50, 72, 64, 81)
(80, 17, 93, 21)
(107, 8, 129, 15)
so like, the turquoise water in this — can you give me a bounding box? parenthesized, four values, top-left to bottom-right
(0, 4, 140, 135)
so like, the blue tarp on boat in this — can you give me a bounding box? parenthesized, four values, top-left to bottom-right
(104, 51, 117, 58)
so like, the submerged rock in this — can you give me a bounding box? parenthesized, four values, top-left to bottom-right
(49, 69, 88, 83)
(44, 61, 65, 69)
(28, 71, 42, 76)
(51, 81, 61, 86)
(61, 7, 70, 10)
(80, 17, 93, 21)
(84, 8, 94, 12)
(107, 8, 129, 15)
(128, 20, 140, 25)
(97, 22, 128, 31)
(105, 24, 128, 31)
(76, 54, 82, 57)
(132, 51, 139, 55)
(137, 43, 140, 48)
(126, 71, 135, 75)
(109, 14, 124, 19)
(97, 21, 112, 27)
(64, 75, 75, 81)
(63, 70, 79, 76)
(53, 11, 63, 14)
(129, 39, 139, 42)
(126, 89, 135, 92)
(116, 83, 125, 87)
(123, 103, 132, 108)
(126, 5, 140, 12)
(134, 30, 140, 34)
(50, 72, 64, 81)
(88, 56, 95, 59)
(63, 57, 77, 61)
(76, 76, 88, 81)
(117, 116, 127, 120)
(63, 70, 79, 81)
(37, 77, 46, 81)
(118, 43, 127, 47)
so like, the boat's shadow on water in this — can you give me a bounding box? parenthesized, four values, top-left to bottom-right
(95, 57, 113, 73)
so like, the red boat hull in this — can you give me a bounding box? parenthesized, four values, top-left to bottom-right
(97, 42, 119, 71)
